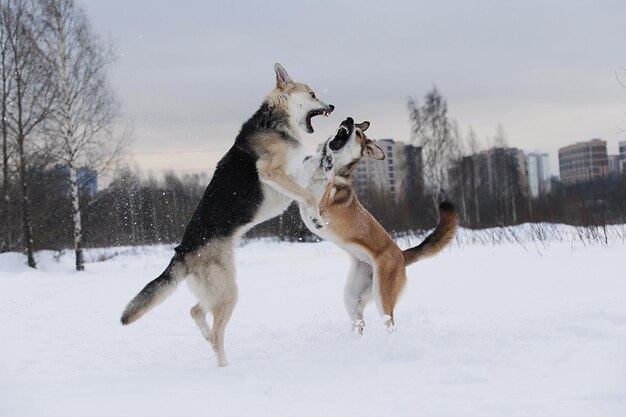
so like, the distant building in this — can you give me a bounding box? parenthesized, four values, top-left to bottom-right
(78, 167, 98, 196)
(352, 139, 422, 202)
(450, 147, 528, 196)
(57, 165, 98, 197)
(558, 139, 608, 185)
(525, 152, 551, 198)
(608, 155, 623, 176)
(483, 147, 528, 195)
(619, 140, 626, 172)
(448, 146, 529, 224)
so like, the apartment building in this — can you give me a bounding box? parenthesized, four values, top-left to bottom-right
(352, 139, 422, 202)
(526, 152, 551, 198)
(558, 139, 608, 184)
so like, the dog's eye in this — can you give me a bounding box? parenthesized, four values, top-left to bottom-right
(309, 92, 316, 99)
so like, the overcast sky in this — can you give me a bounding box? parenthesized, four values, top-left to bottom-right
(81, 0, 626, 178)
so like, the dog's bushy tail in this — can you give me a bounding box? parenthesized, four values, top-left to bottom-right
(403, 201, 458, 266)
(120, 253, 186, 325)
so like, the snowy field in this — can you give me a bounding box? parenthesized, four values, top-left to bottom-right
(1, 228, 625, 417)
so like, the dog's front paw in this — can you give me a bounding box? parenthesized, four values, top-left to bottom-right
(322, 155, 335, 183)
(310, 216, 324, 230)
(322, 153, 334, 172)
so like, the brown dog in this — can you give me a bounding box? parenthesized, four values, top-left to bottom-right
(299, 118, 458, 334)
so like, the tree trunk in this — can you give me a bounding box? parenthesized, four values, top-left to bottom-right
(18, 139, 35, 268)
(471, 159, 480, 226)
(1, 46, 10, 253)
(69, 163, 84, 271)
(473, 189, 480, 226)
(511, 195, 517, 224)
(1, 109, 9, 253)
(151, 190, 160, 243)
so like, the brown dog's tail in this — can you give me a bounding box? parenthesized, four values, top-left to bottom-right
(403, 201, 458, 266)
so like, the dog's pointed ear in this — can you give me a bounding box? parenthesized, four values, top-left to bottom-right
(356, 121, 370, 132)
(274, 63, 293, 88)
(364, 139, 385, 160)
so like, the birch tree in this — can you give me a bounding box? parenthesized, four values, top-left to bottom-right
(408, 87, 461, 206)
(3, 0, 54, 267)
(0, 0, 14, 251)
(40, 0, 121, 270)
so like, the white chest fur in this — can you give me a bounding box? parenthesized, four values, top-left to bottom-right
(252, 143, 307, 227)
(285, 144, 306, 179)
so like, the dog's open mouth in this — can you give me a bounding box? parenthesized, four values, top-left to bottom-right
(305, 108, 332, 133)
(328, 118, 353, 151)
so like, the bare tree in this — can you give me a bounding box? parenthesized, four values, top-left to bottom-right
(616, 67, 626, 133)
(408, 87, 461, 206)
(466, 126, 481, 225)
(3, 0, 55, 267)
(39, 0, 121, 270)
(465, 126, 480, 153)
(492, 123, 508, 147)
(0, 0, 14, 252)
(615, 67, 626, 89)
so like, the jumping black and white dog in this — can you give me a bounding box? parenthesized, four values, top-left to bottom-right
(120, 64, 334, 367)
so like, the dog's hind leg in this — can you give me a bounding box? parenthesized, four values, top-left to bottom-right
(344, 256, 373, 335)
(190, 303, 211, 340)
(190, 278, 237, 367)
(210, 298, 237, 367)
(186, 241, 239, 367)
(372, 253, 407, 331)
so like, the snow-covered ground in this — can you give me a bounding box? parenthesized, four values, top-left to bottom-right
(1, 229, 625, 417)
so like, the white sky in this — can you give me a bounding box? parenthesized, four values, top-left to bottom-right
(81, 0, 626, 178)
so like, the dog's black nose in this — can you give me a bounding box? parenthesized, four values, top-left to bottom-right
(328, 104, 335, 112)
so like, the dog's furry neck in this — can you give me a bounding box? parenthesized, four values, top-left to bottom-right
(236, 90, 301, 147)
(265, 89, 302, 141)
(336, 159, 360, 178)
(319, 144, 360, 181)
(312, 153, 357, 186)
